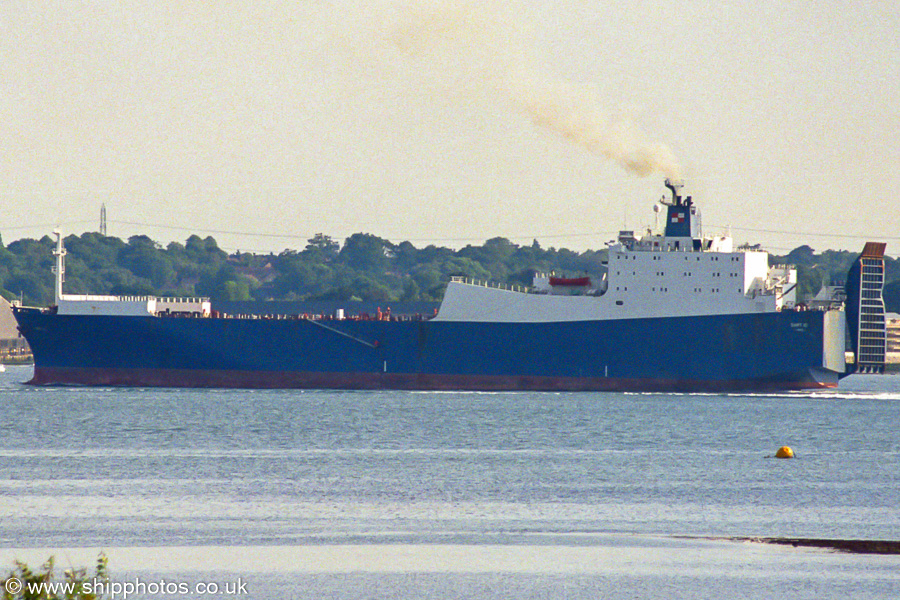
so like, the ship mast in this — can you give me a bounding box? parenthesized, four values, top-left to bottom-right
(52, 229, 66, 305)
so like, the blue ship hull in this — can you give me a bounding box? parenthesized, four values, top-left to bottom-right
(14, 308, 840, 391)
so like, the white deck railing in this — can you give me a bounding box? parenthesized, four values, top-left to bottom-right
(449, 276, 530, 294)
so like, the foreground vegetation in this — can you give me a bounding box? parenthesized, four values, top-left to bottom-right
(2, 555, 107, 600)
(0, 232, 897, 311)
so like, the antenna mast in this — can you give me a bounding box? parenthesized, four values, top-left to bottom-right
(100, 203, 107, 236)
(52, 229, 66, 304)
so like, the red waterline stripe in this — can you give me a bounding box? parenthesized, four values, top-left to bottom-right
(28, 366, 837, 392)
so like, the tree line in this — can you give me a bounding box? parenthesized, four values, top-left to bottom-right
(0, 231, 897, 312)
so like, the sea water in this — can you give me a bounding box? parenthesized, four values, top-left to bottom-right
(1, 365, 898, 599)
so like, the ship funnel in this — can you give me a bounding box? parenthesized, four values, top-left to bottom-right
(662, 180, 700, 242)
(664, 178, 682, 204)
(664, 178, 692, 207)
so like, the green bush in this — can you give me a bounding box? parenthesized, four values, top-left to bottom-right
(2, 554, 107, 600)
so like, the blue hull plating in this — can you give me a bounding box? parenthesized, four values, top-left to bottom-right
(14, 308, 838, 391)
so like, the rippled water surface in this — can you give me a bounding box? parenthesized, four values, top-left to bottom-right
(1, 365, 898, 598)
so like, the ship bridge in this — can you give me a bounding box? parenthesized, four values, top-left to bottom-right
(436, 180, 800, 323)
(604, 179, 797, 314)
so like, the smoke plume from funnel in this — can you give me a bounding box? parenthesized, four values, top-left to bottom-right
(508, 75, 682, 179)
(381, 0, 681, 179)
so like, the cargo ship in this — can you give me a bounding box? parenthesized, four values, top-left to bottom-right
(11, 181, 887, 391)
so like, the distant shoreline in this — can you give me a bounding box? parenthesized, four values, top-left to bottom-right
(726, 537, 900, 554)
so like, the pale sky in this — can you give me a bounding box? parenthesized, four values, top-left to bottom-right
(1, 1, 897, 255)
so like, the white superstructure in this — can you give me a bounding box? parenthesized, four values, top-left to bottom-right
(51, 231, 210, 317)
(435, 181, 800, 323)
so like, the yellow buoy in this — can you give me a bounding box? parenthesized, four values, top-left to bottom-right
(775, 446, 794, 459)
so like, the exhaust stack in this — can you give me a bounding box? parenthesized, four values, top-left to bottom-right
(661, 179, 701, 245)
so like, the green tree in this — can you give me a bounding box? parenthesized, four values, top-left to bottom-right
(339, 233, 392, 272)
(304, 233, 339, 262)
(884, 281, 900, 313)
(118, 236, 173, 289)
(196, 265, 255, 301)
(400, 277, 420, 301)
